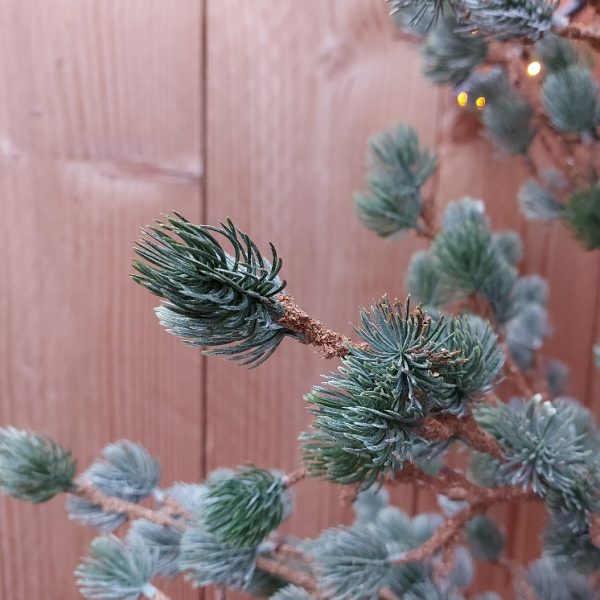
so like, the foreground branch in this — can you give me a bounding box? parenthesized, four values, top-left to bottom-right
(278, 297, 507, 461)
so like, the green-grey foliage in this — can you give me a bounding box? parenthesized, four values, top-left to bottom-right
(389, 0, 448, 28)
(461, 0, 557, 40)
(422, 16, 488, 86)
(508, 274, 548, 316)
(244, 569, 286, 597)
(387, 563, 432, 597)
(303, 298, 463, 487)
(165, 482, 208, 514)
(465, 515, 504, 561)
(68, 441, 160, 532)
(312, 526, 391, 600)
(493, 231, 522, 266)
(354, 124, 436, 239)
(370, 506, 442, 553)
(0, 427, 76, 503)
(518, 180, 563, 221)
(442, 314, 504, 411)
(482, 94, 535, 155)
(469, 451, 504, 488)
(432, 199, 517, 319)
(465, 67, 511, 105)
(475, 397, 595, 498)
(76, 535, 158, 600)
(543, 520, 600, 574)
(271, 585, 314, 600)
(535, 34, 580, 73)
(506, 303, 548, 370)
(563, 185, 600, 250)
(442, 196, 486, 229)
(546, 359, 569, 397)
(201, 468, 290, 547)
(450, 546, 474, 590)
(522, 557, 594, 599)
(542, 66, 599, 134)
(133, 215, 293, 367)
(403, 581, 457, 599)
(128, 520, 182, 577)
(353, 486, 390, 523)
(85, 441, 159, 500)
(179, 524, 258, 588)
(406, 251, 454, 307)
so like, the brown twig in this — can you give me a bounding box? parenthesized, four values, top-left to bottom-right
(391, 487, 532, 565)
(72, 481, 185, 531)
(277, 294, 366, 358)
(256, 556, 319, 594)
(555, 21, 600, 51)
(283, 467, 307, 488)
(160, 496, 194, 522)
(419, 413, 505, 461)
(393, 503, 483, 565)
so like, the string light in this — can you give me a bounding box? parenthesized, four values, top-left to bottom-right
(526, 61, 542, 77)
(457, 91, 469, 107)
(475, 96, 486, 109)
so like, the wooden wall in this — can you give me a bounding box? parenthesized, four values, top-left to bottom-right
(0, 1, 598, 598)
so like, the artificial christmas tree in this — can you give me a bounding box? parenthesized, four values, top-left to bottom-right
(1, 2, 600, 598)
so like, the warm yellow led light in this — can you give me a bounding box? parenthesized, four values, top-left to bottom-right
(475, 96, 486, 109)
(526, 60, 542, 77)
(457, 91, 469, 107)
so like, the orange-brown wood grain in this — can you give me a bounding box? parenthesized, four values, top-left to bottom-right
(0, 2, 203, 598)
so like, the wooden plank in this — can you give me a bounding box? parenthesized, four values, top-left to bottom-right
(203, 0, 440, 584)
(0, 2, 203, 598)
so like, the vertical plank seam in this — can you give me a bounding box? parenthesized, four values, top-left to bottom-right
(199, 1, 209, 599)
